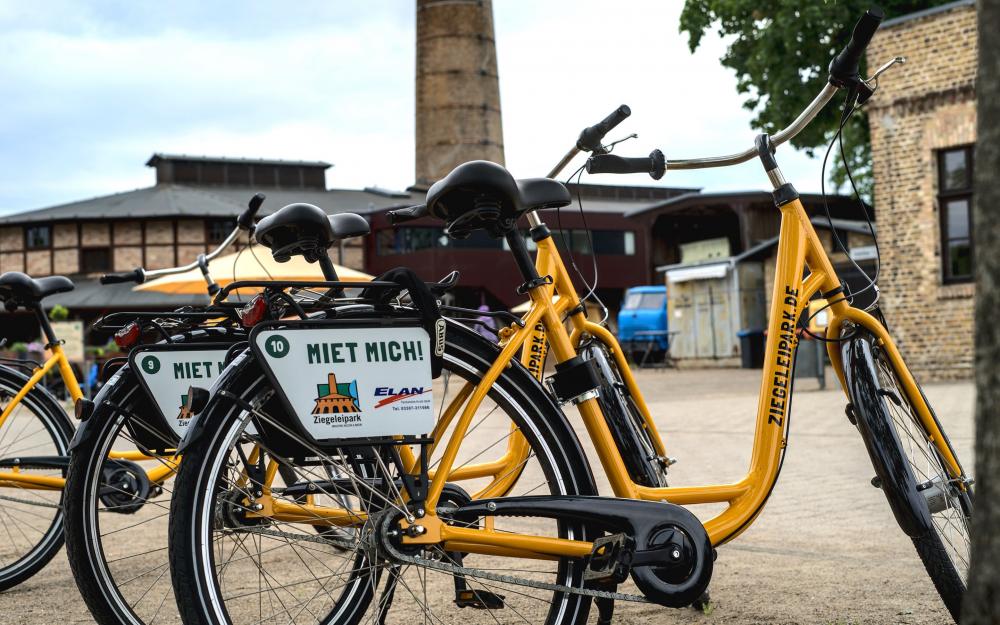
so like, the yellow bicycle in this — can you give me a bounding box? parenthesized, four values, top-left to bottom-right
(166, 8, 971, 624)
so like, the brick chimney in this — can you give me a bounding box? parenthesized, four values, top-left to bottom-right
(414, 0, 504, 188)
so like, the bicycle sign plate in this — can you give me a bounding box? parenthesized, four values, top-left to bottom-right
(129, 346, 231, 436)
(253, 325, 434, 440)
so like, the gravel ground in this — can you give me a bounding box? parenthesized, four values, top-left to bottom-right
(0, 366, 973, 624)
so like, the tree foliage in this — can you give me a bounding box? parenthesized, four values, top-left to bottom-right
(679, 1, 950, 198)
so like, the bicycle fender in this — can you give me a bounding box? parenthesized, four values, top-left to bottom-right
(176, 346, 255, 454)
(842, 336, 933, 536)
(68, 365, 133, 452)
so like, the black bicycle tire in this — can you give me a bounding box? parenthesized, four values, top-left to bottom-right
(64, 329, 248, 625)
(845, 333, 971, 622)
(0, 365, 75, 591)
(168, 321, 598, 625)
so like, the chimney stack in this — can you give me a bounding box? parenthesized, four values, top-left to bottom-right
(414, 0, 504, 188)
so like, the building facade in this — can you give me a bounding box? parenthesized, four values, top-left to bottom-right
(868, 0, 977, 379)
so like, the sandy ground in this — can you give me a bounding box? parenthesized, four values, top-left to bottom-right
(0, 366, 972, 624)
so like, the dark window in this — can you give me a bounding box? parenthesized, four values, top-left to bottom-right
(833, 228, 851, 252)
(938, 146, 974, 283)
(25, 225, 51, 249)
(303, 168, 326, 189)
(251, 165, 276, 187)
(173, 161, 199, 184)
(551, 229, 635, 255)
(278, 167, 301, 188)
(448, 230, 503, 250)
(200, 163, 226, 186)
(377, 227, 506, 255)
(227, 164, 251, 186)
(207, 218, 237, 244)
(80, 248, 112, 273)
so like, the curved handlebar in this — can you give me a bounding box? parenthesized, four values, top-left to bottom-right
(238, 193, 265, 231)
(577, 105, 631, 153)
(830, 7, 884, 87)
(586, 150, 665, 179)
(103, 192, 263, 289)
(100, 268, 145, 285)
(661, 8, 883, 172)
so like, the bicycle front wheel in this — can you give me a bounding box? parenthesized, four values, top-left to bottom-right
(0, 366, 74, 590)
(169, 324, 597, 625)
(846, 334, 972, 622)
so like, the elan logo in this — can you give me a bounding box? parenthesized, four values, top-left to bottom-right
(373, 386, 430, 408)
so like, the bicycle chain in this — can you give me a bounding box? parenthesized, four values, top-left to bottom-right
(234, 521, 650, 604)
(375, 513, 650, 604)
(0, 493, 61, 510)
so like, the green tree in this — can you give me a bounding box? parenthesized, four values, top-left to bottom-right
(679, 1, 951, 198)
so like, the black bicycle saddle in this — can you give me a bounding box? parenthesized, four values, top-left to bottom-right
(426, 161, 571, 238)
(255, 203, 370, 262)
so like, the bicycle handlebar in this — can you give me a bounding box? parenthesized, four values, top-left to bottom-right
(829, 6, 884, 87)
(238, 192, 266, 231)
(100, 268, 146, 285)
(577, 105, 631, 153)
(586, 150, 665, 179)
(100, 193, 266, 288)
(592, 8, 885, 174)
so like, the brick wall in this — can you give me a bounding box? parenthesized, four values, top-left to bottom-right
(868, 2, 977, 380)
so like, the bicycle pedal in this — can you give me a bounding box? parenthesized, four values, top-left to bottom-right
(454, 589, 505, 610)
(585, 533, 634, 583)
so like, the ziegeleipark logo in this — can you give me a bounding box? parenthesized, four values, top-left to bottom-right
(178, 393, 193, 421)
(312, 373, 361, 415)
(264, 334, 290, 359)
(141, 355, 161, 374)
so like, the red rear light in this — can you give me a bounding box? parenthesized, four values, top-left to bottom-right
(114, 321, 141, 349)
(238, 295, 268, 328)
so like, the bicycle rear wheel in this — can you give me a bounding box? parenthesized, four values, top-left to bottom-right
(64, 375, 179, 625)
(169, 325, 596, 625)
(0, 366, 74, 590)
(846, 334, 972, 622)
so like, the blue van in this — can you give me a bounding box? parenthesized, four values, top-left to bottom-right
(617, 286, 669, 351)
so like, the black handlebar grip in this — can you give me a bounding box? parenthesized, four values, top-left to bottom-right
(387, 204, 429, 225)
(829, 6, 885, 87)
(576, 105, 631, 153)
(586, 149, 666, 180)
(100, 268, 145, 285)
(238, 193, 266, 231)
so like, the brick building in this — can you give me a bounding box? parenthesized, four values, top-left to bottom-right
(868, 0, 977, 379)
(0, 154, 412, 342)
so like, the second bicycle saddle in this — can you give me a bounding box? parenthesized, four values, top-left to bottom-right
(425, 160, 571, 238)
(255, 203, 369, 263)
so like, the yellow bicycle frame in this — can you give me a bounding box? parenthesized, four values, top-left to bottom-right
(386, 192, 964, 559)
(0, 344, 177, 491)
(237, 183, 961, 563)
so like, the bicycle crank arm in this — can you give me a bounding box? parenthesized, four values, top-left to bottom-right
(452, 495, 714, 608)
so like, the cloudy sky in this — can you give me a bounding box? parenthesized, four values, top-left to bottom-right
(0, 1, 823, 216)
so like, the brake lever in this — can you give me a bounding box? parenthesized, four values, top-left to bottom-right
(603, 133, 639, 153)
(865, 56, 906, 87)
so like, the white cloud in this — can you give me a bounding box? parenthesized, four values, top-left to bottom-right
(0, 2, 830, 216)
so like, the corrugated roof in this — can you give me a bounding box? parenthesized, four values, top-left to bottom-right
(0, 184, 418, 225)
(42, 279, 210, 310)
